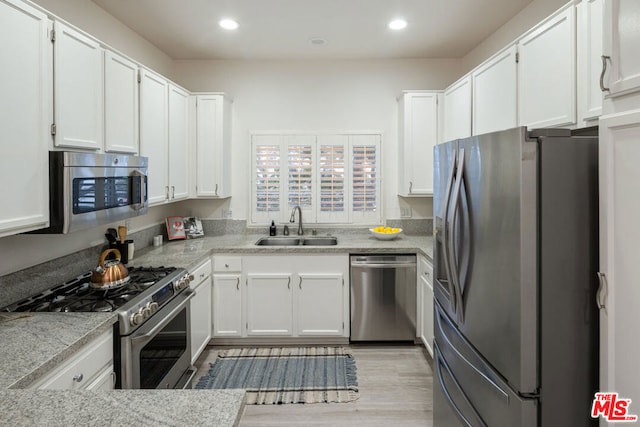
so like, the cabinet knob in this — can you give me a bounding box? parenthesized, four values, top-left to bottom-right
(73, 373, 84, 383)
(225, 263, 229, 268)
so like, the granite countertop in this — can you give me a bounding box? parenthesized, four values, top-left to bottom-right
(129, 232, 434, 272)
(0, 389, 245, 427)
(0, 312, 116, 389)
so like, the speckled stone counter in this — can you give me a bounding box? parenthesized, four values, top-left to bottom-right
(0, 312, 116, 389)
(0, 389, 245, 427)
(129, 232, 434, 272)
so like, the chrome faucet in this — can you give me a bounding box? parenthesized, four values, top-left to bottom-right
(289, 205, 304, 235)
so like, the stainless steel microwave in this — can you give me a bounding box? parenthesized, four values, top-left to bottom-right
(32, 151, 148, 234)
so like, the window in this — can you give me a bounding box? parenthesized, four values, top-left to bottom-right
(252, 133, 381, 225)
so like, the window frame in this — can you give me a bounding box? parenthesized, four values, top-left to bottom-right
(250, 132, 382, 226)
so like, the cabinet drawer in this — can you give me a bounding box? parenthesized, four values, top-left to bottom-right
(191, 259, 212, 289)
(33, 331, 113, 390)
(213, 256, 242, 272)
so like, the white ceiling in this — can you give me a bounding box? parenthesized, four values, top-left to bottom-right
(91, 0, 533, 60)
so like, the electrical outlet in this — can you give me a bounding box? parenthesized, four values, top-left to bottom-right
(223, 209, 233, 219)
(400, 207, 412, 218)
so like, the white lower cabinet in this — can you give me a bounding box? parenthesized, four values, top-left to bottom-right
(30, 330, 114, 390)
(418, 255, 434, 357)
(211, 254, 349, 340)
(189, 259, 212, 364)
(296, 273, 345, 336)
(246, 273, 293, 336)
(212, 257, 243, 338)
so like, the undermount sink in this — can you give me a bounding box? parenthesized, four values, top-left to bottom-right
(255, 236, 338, 246)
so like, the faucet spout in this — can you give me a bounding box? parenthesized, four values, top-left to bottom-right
(289, 206, 304, 235)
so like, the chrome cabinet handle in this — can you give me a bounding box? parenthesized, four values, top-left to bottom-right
(299, 276, 303, 289)
(72, 373, 84, 383)
(409, 181, 413, 194)
(236, 277, 240, 290)
(596, 272, 608, 310)
(171, 185, 175, 199)
(214, 183, 219, 196)
(600, 55, 611, 92)
(165, 186, 170, 200)
(287, 276, 291, 290)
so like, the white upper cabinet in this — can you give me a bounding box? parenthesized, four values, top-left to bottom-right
(577, 0, 604, 123)
(472, 45, 518, 136)
(104, 49, 139, 153)
(0, 0, 51, 237)
(517, 5, 576, 128)
(195, 93, 232, 198)
(602, 0, 640, 99)
(168, 84, 189, 201)
(443, 75, 472, 142)
(139, 68, 169, 205)
(398, 91, 439, 196)
(53, 21, 103, 150)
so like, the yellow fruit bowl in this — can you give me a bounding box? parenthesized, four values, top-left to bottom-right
(369, 227, 403, 240)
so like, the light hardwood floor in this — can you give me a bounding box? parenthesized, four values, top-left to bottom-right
(193, 344, 433, 426)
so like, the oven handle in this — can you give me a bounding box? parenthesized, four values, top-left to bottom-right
(131, 169, 147, 211)
(130, 290, 194, 346)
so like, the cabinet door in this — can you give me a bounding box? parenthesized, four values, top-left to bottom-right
(598, 110, 640, 414)
(421, 261, 434, 358)
(577, 0, 604, 123)
(0, 0, 50, 237)
(168, 84, 189, 201)
(104, 49, 138, 153)
(53, 21, 103, 150)
(246, 274, 293, 336)
(212, 274, 242, 337)
(602, 0, 640, 98)
(443, 76, 472, 142)
(190, 275, 212, 363)
(398, 92, 438, 195)
(518, 6, 576, 128)
(140, 69, 169, 205)
(196, 94, 231, 198)
(472, 45, 517, 135)
(296, 274, 344, 336)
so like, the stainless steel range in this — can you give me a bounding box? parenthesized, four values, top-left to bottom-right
(2, 266, 196, 389)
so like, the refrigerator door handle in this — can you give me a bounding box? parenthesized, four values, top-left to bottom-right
(596, 272, 608, 311)
(435, 345, 488, 427)
(441, 148, 458, 314)
(448, 148, 466, 323)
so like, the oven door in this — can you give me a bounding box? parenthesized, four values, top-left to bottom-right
(120, 290, 194, 389)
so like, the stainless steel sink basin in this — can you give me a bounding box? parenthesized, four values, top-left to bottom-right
(255, 237, 302, 246)
(255, 236, 338, 246)
(301, 237, 338, 246)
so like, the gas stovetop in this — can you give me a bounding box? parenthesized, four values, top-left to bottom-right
(2, 266, 192, 335)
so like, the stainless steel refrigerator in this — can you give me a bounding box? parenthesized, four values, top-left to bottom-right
(432, 127, 599, 427)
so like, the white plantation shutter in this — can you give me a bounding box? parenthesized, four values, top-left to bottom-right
(316, 135, 348, 223)
(351, 135, 381, 223)
(252, 133, 380, 226)
(252, 135, 283, 224)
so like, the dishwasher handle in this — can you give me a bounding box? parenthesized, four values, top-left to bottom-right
(351, 262, 417, 269)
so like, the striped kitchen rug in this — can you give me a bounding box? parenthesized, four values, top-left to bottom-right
(195, 347, 359, 404)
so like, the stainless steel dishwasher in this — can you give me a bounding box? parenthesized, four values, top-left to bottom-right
(350, 255, 417, 341)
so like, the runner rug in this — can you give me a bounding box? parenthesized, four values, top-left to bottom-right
(195, 347, 359, 404)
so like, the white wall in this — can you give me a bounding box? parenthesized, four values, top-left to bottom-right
(29, 0, 173, 77)
(173, 58, 463, 225)
(462, 0, 570, 71)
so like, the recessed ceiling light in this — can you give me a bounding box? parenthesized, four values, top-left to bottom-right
(310, 37, 327, 46)
(388, 19, 408, 30)
(219, 19, 239, 30)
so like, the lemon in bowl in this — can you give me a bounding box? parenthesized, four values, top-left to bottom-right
(369, 226, 403, 240)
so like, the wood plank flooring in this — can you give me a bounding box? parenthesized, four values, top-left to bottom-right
(193, 344, 433, 426)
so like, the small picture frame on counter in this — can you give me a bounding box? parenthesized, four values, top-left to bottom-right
(183, 217, 204, 239)
(166, 216, 186, 240)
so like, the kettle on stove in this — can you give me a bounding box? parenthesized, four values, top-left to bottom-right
(90, 248, 130, 289)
